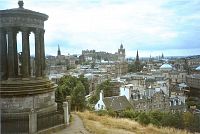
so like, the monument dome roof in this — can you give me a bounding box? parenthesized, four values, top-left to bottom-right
(0, 1, 48, 21)
(160, 63, 172, 69)
(196, 66, 200, 71)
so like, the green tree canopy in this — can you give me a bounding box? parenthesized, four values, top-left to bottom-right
(56, 75, 89, 111)
(78, 74, 90, 95)
(71, 81, 86, 111)
(88, 79, 113, 104)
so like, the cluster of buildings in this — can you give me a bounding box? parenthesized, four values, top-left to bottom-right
(95, 53, 200, 113)
(46, 40, 200, 114)
(46, 40, 200, 113)
(46, 45, 78, 74)
(49, 44, 128, 93)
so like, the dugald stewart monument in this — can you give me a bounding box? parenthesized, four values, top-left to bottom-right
(0, 1, 68, 133)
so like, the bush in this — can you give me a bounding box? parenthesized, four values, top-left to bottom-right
(137, 112, 150, 125)
(148, 111, 165, 126)
(96, 110, 108, 116)
(108, 110, 117, 117)
(119, 109, 139, 119)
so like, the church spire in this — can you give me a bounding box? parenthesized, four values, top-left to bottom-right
(161, 53, 164, 59)
(135, 50, 141, 72)
(136, 50, 139, 62)
(57, 44, 61, 56)
(120, 43, 123, 49)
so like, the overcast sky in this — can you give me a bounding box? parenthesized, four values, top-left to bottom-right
(1, 0, 200, 57)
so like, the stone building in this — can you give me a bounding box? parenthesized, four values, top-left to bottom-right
(186, 74, 200, 106)
(119, 75, 187, 112)
(118, 43, 125, 62)
(0, 1, 68, 133)
(130, 90, 170, 112)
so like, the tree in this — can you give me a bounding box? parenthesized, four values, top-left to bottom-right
(88, 79, 113, 105)
(71, 81, 86, 111)
(57, 75, 77, 96)
(78, 74, 90, 95)
(56, 75, 89, 111)
(96, 79, 113, 97)
(55, 87, 65, 111)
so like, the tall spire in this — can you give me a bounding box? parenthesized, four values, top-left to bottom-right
(161, 53, 164, 59)
(136, 50, 139, 62)
(135, 50, 140, 72)
(120, 43, 123, 49)
(57, 44, 61, 56)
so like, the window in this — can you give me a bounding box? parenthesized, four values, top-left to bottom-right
(98, 104, 100, 108)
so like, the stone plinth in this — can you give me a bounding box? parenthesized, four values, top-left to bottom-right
(0, 79, 57, 113)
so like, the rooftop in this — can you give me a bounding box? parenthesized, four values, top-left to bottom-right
(0, 1, 48, 21)
(103, 96, 132, 111)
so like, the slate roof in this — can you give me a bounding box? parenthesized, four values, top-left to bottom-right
(103, 96, 132, 111)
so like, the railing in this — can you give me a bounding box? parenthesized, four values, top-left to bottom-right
(37, 111, 64, 131)
(1, 113, 29, 134)
(1, 111, 64, 133)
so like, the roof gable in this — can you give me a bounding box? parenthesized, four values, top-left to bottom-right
(103, 96, 132, 111)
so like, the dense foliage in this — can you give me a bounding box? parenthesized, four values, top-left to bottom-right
(88, 79, 113, 104)
(55, 75, 89, 111)
(96, 109, 200, 132)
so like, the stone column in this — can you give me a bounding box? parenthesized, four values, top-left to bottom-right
(0, 28, 7, 80)
(63, 102, 69, 125)
(35, 28, 41, 78)
(28, 36, 31, 76)
(7, 28, 16, 78)
(40, 29, 45, 77)
(29, 109, 37, 134)
(13, 30, 18, 77)
(22, 27, 30, 78)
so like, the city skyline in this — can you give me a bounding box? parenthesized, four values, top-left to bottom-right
(1, 0, 200, 57)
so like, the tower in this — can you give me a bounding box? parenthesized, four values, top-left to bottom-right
(135, 50, 141, 72)
(161, 53, 164, 59)
(57, 44, 61, 56)
(136, 50, 139, 62)
(118, 43, 125, 62)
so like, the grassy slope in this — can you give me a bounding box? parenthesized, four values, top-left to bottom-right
(77, 111, 190, 134)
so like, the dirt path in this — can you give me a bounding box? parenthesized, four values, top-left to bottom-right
(55, 113, 91, 134)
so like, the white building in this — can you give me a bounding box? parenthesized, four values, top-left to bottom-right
(95, 90, 105, 111)
(95, 90, 132, 111)
(120, 84, 133, 101)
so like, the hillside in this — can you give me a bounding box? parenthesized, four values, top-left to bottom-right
(77, 111, 190, 134)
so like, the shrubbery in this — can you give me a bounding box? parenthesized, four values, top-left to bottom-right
(95, 109, 200, 132)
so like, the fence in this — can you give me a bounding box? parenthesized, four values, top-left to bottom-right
(1, 113, 29, 134)
(1, 111, 64, 134)
(37, 111, 64, 131)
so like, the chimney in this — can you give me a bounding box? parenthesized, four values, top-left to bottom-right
(100, 90, 104, 101)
